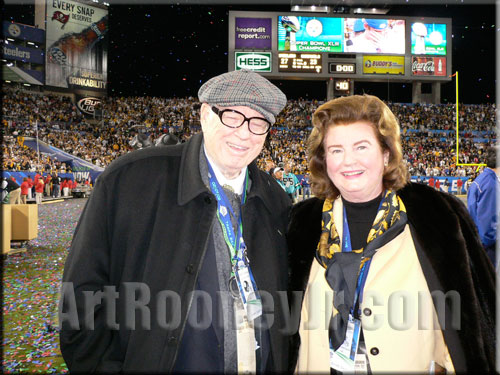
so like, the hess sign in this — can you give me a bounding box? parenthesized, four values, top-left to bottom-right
(278, 53, 322, 73)
(235, 52, 272, 72)
(329, 62, 356, 74)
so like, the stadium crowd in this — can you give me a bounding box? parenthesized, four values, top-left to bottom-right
(2, 87, 496, 180)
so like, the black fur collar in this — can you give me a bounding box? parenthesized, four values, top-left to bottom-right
(286, 182, 496, 371)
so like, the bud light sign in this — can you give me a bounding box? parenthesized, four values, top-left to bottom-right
(412, 56, 446, 76)
(77, 97, 101, 115)
(235, 52, 272, 72)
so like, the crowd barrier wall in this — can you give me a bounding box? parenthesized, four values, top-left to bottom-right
(3, 171, 470, 195)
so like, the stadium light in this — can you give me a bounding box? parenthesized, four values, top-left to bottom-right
(291, 5, 330, 13)
(353, 7, 390, 15)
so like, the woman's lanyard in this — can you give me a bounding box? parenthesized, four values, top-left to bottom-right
(342, 196, 384, 317)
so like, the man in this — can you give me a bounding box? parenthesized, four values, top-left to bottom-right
(467, 146, 498, 268)
(5, 177, 21, 204)
(282, 163, 300, 203)
(52, 172, 61, 198)
(457, 177, 464, 195)
(59, 70, 291, 373)
(273, 167, 286, 191)
(300, 173, 311, 200)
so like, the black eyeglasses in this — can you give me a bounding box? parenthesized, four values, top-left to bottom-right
(211, 106, 271, 135)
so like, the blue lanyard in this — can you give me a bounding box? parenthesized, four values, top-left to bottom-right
(206, 161, 248, 266)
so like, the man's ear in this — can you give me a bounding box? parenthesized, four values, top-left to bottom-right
(199, 103, 211, 127)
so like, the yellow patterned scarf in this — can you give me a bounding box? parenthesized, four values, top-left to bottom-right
(317, 189, 406, 266)
(315, 190, 408, 350)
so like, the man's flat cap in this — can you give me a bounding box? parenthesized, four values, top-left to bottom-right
(198, 69, 287, 124)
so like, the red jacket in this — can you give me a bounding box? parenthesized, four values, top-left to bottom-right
(35, 179, 45, 193)
(26, 177, 33, 188)
(21, 181, 30, 195)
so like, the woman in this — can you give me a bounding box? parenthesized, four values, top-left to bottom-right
(288, 95, 495, 373)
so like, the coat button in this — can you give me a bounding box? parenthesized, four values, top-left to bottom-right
(363, 308, 372, 316)
(185, 264, 194, 274)
(370, 347, 379, 356)
(204, 196, 212, 204)
(168, 336, 177, 346)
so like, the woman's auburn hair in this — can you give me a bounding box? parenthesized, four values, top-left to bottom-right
(307, 94, 410, 200)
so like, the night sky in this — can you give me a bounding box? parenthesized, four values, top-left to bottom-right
(3, 2, 497, 104)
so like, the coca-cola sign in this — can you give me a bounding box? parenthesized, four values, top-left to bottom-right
(412, 57, 446, 76)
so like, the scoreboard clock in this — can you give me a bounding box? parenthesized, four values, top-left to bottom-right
(329, 62, 356, 74)
(278, 53, 322, 73)
(334, 79, 351, 95)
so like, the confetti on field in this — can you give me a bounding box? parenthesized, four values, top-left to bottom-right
(3, 198, 86, 373)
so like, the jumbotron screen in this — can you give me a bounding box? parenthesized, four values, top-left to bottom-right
(411, 23, 447, 56)
(278, 16, 405, 54)
(278, 16, 343, 52)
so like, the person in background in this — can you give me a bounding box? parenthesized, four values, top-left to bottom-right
(443, 178, 450, 194)
(60, 69, 291, 373)
(20, 177, 30, 204)
(456, 178, 463, 195)
(26, 175, 34, 200)
(35, 176, 45, 204)
(283, 163, 300, 203)
(52, 172, 61, 198)
(428, 176, 435, 189)
(300, 173, 311, 200)
(435, 178, 441, 191)
(273, 166, 286, 191)
(6, 177, 21, 204)
(288, 94, 495, 373)
(62, 178, 69, 197)
(467, 146, 499, 268)
(44, 174, 52, 197)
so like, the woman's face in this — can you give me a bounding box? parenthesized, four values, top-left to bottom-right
(324, 121, 389, 203)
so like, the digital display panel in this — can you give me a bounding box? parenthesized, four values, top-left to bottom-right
(411, 23, 446, 55)
(329, 62, 356, 74)
(335, 79, 350, 93)
(277, 16, 343, 52)
(344, 18, 405, 54)
(278, 53, 322, 73)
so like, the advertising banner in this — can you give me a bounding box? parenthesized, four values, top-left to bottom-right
(3, 21, 44, 44)
(235, 18, 272, 49)
(2, 44, 44, 64)
(235, 52, 272, 72)
(411, 23, 446, 55)
(363, 55, 405, 75)
(344, 18, 405, 54)
(76, 95, 102, 117)
(278, 16, 343, 53)
(411, 56, 446, 76)
(46, 0, 108, 90)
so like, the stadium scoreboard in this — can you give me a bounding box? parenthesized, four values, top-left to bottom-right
(228, 11, 452, 84)
(278, 53, 322, 73)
